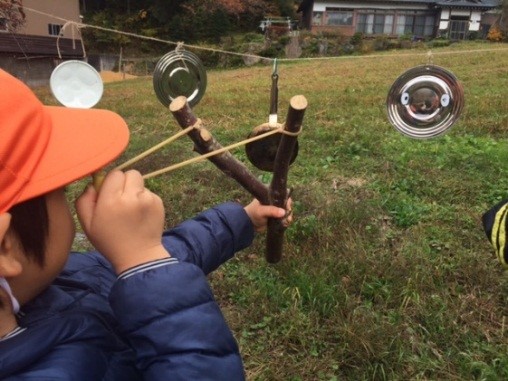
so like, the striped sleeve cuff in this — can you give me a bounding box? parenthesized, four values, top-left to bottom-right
(0, 326, 26, 342)
(118, 257, 179, 280)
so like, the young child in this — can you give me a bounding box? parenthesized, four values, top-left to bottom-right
(0, 69, 290, 380)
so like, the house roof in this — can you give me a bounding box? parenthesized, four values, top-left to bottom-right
(0, 33, 84, 58)
(297, 0, 501, 12)
(435, 0, 500, 9)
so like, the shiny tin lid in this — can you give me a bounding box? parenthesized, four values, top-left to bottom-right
(386, 65, 464, 139)
(153, 50, 207, 108)
(50, 60, 104, 109)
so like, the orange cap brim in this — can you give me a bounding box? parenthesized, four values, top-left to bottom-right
(17, 106, 129, 203)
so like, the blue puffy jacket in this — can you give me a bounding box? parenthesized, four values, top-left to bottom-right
(0, 202, 253, 380)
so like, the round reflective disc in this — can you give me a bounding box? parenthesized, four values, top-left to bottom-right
(50, 60, 103, 108)
(386, 65, 464, 139)
(153, 50, 207, 108)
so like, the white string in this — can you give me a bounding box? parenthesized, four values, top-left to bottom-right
(56, 21, 87, 59)
(175, 41, 190, 72)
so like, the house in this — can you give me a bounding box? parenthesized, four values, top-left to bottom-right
(297, 0, 501, 40)
(0, 0, 84, 86)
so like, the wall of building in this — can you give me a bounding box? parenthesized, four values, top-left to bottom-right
(308, 1, 496, 40)
(313, 1, 429, 12)
(21, 0, 81, 39)
(0, 55, 58, 87)
(311, 1, 438, 38)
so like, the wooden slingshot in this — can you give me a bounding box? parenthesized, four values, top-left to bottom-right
(168, 95, 307, 263)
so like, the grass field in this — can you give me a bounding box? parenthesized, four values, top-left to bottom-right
(37, 41, 508, 380)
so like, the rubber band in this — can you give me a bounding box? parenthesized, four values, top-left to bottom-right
(254, 122, 302, 137)
(133, 121, 303, 179)
(142, 126, 283, 179)
(115, 122, 198, 171)
(280, 128, 302, 137)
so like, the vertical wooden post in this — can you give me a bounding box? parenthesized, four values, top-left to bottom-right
(265, 95, 307, 263)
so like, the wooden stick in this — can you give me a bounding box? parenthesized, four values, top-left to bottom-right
(169, 96, 270, 204)
(115, 125, 195, 171)
(265, 95, 307, 263)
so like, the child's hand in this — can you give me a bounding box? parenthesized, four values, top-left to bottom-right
(244, 198, 293, 232)
(76, 170, 169, 274)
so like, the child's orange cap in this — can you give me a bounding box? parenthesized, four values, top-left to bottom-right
(0, 69, 130, 213)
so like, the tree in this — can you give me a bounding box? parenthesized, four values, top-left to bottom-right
(79, 0, 298, 50)
(500, 0, 508, 35)
(0, 0, 25, 32)
(147, 0, 187, 24)
(274, 0, 298, 18)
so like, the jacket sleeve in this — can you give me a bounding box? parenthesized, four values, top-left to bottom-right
(160, 202, 255, 274)
(109, 258, 245, 381)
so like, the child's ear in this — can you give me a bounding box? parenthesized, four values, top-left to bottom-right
(0, 214, 22, 277)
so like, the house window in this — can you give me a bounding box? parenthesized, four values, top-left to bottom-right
(357, 11, 395, 35)
(326, 9, 353, 26)
(395, 12, 435, 37)
(384, 15, 394, 34)
(357, 14, 374, 34)
(48, 23, 63, 36)
(449, 16, 469, 40)
(424, 16, 434, 35)
(312, 12, 323, 26)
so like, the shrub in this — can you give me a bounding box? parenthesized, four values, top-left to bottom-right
(360, 39, 375, 53)
(350, 32, 364, 46)
(386, 39, 401, 50)
(278, 35, 291, 46)
(430, 39, 451, 47)
(258, 45, 281, 58)
(342, 43, 355, 54)
(373, 36, 389, 51)
(487, 25, 504, 42)
(242, 32, 264, 43)
(467, 31, 479, 40)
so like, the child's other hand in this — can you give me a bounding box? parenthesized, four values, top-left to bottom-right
(244, 198, 293, 233)
(76, 170, 169, 274)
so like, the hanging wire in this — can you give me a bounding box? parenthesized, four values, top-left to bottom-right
(269, 59, 279, 127)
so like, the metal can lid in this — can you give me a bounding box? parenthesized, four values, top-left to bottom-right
(50, 60, 104, 109)
(386, 65, 464, 139)
(153, 50, 207, 108)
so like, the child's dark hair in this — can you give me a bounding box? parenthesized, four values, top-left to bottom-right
(8, 196, 49, 267)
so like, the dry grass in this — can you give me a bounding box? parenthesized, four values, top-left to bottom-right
(100, 70, 137, 83)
